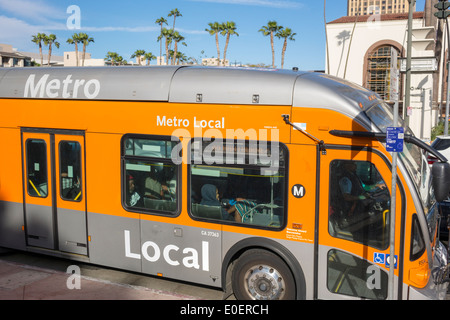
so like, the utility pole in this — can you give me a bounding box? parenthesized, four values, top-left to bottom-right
(434, 0, 450, 135)
(404, 0, 416, 127)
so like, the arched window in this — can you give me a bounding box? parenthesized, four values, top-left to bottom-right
(366, 45, 402, 102)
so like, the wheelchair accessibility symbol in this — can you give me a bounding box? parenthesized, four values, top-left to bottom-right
(374, 252, 385, 264)
(374, 252, 397, 269)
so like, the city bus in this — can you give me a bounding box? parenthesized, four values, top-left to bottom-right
(0, 66, 449, 300)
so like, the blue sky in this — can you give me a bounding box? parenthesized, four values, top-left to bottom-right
(0, 0, 425, 70)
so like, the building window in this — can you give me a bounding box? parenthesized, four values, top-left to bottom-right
(366, 45, 401, 102)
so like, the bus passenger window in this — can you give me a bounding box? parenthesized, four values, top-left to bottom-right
(327, 249, 388, 299)
(329, 160, 390, 250)
(59, 141, 82, 201)
(122, 136, 179, 214)
(26, 139, 48, 198)
(189, 139, 286, 229)
(410, 215, 425, 261)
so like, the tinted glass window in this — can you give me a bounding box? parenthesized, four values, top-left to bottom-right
(329, 160, 390, 249)
(327, 249, 388, 300)
(433, 138, 450, 151)
(59, 141, 82, 201)
(26, 139, 48, 198)
(122, 136, 179, 215)
(190, 139, 286, 229)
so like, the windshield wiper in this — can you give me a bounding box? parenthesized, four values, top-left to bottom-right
(329, 130, 448, 163)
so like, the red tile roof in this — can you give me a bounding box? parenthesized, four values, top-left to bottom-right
(328, 11, 424, 24)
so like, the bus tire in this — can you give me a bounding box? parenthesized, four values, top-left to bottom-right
(231, 249, 295, 300)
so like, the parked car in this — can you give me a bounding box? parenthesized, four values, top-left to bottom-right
(428, 135, 450, 165)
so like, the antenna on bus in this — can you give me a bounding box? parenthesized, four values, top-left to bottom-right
(282, 114, 326, 154)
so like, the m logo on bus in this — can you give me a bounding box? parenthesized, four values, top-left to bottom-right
(291, 184, 306, 198)
(24, 74, 101, 99)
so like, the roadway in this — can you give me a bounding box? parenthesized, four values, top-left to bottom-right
(0, 250, 225, 300)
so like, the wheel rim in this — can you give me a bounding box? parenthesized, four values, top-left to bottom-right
(243, 264, 286, 300)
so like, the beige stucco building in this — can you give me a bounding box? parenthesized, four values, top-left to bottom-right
(326, 0, 446, 141)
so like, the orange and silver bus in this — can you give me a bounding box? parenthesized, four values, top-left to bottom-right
(0, 66, 449, 300)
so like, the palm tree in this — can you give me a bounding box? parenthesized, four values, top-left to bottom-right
(168, 8, 182, 52)
(171, 31, 186, 65)
(131, 49, 146, 65)
(31, 33, 47, 66)
(221, 21, 239, 67)
(78, 33, 94, 66)
(168, 8, 182, 31)
(161, 28, 173, 65)
(259, 21, 282, 68)
(116, 55, 127, 66)
(105, 51, 119, 66)
(67, 33, 82, 66)
(155, 17, 168, 65)
(175, 51, 188, 65)
(276, 27, 296, 69)
(144, 52, 157, 66)
(43, 34, 60, 66)
(206, 22, 223, 66)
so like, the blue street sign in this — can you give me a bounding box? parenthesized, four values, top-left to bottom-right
(386, 127, 404, 153)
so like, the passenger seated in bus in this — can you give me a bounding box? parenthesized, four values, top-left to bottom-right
(126, 175, 143, 207)
(144, 167, 169, 199)
(200, 184, 253, 222)
(200, 184, 232, 220)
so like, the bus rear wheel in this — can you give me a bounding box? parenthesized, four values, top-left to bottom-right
(231, 249, 295, 300)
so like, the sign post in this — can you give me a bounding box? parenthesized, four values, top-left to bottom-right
(386, 47, 402, 300)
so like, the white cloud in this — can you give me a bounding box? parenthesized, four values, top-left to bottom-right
(79, 26, 159, 33)
(0, 0, 64, 23)
(0, 16, 41, 50)
(187, 0, 303, 9)
(0, 15, 67, 51)
(77, 25, 206, 35)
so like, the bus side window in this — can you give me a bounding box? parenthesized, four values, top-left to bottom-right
(327, 249, 388, 299)
(26, 139, 48, 198)
(410, 214, 425, 261)
(329, 160, 390, 250)
(189, 139, 286, 229)
(59, 141, 82, 202)
(122, 136, 179, 215)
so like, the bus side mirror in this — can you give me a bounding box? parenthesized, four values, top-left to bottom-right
(432, 162, 450, 203)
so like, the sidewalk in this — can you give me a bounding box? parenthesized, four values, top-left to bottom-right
(0, 259, 199, 300)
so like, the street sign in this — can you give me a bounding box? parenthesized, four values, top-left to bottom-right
(399, 57, 438, 73)
(386, 127, 404, 153)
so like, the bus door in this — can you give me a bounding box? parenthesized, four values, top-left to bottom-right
(316, 147, 403, 300)
(22, 129, 87, 255)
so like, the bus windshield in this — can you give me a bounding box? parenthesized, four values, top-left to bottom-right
(365, 101, 438, 239)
